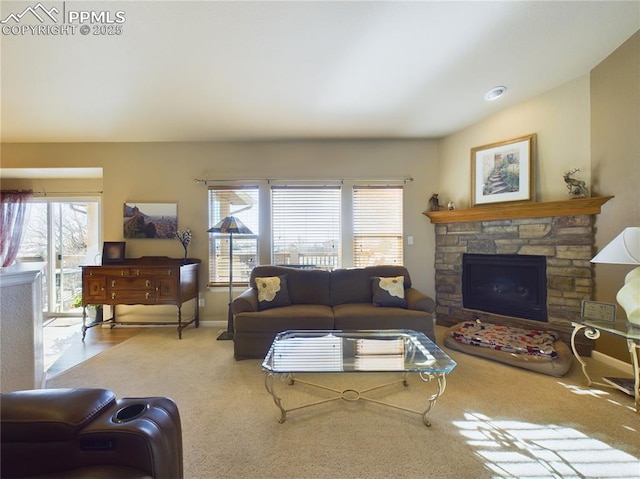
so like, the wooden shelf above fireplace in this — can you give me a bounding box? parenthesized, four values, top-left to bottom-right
(423, 196, 614, 224)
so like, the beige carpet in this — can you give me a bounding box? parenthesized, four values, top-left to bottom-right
(48, 326, 640, 479)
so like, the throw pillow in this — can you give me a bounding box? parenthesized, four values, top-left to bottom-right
(255, 275, 291, 311)
(371, 276, 407, 308)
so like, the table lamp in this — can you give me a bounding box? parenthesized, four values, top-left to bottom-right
(208, 216, 253, 340)
(591, 227, 640, 326)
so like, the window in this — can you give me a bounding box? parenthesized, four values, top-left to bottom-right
(206, 182, 404, 282)
(353, 186, 403, 267)
(17, 197, 101, 316)
(271, 186, 341, 270)
(208, 187, 259, 284)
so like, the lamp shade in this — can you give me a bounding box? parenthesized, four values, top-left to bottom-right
(207, 216, 253, 235)
(590, 227, 640, 265)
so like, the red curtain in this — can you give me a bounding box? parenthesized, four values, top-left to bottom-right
(0, 190, 33, 267)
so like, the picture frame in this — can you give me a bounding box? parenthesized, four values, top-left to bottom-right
(581, 300, 616, 323)
(470, 134, 536, 207)
(123, 202, 178, 239)
(102, 241, 126, 264)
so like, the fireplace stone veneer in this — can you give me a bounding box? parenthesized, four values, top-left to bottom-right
(433, 214, 596, 354)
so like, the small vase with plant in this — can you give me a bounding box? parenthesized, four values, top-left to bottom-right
(175, 228, 192, 262)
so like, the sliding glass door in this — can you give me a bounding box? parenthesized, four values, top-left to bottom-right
(17, 198, 101, 317)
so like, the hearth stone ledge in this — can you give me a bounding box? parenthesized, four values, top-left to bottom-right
(431, 208, 612, 357)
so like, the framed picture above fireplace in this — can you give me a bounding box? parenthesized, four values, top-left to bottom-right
(470, 133, 536, 207)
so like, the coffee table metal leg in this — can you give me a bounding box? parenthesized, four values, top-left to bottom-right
(265, 373, 345, 423)
(264, 371, 449, 426)
(264, 372, 288, 423)
(419, 372, 447, 427)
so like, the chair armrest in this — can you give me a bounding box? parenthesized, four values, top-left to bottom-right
(405, 287, 435, 313)
(0, 388, 116, 442)
(232, 288, 259, 314)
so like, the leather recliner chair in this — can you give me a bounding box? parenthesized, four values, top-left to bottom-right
(0, 388, 183, 478)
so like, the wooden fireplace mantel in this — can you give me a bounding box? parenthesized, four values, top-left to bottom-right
(423, 196, 614, 224)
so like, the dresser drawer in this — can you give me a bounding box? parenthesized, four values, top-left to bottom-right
(109, 277, 155, 290)
(109, 290, 158, 302)
(128, 268, 176, 277)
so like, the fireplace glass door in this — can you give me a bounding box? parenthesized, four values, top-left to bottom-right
(462, 253, 547, 322)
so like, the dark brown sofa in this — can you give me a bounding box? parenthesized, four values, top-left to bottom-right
(232, 265, 436, 360)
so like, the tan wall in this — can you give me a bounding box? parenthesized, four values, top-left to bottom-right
(590, 30, 640, 362)
(1, 140, 439, 322)
(438, 74, 591, 208)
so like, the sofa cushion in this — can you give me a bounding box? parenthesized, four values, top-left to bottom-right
(331, 266, 412, 306)
(255, 275, 291, 310)
(250, 266, 332, 306)
(332, 303, 434, 340)
(371, 276, 407, 308)
(234, 304, 334, 333)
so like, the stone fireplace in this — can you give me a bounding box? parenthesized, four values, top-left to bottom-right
(424, 196, 613, 355)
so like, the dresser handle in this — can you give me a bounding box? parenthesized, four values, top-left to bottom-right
(121, 270, 125, 276)
(111, 292, 116, 299)
(136, 270, 140, 276)
(112, 280, 116, 287)
(145, 280, 150, 288)
(145, 292, 150, 299)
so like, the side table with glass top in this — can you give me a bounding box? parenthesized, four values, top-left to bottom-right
(570, 320, 640, 413)
(261, 329, 457, 426)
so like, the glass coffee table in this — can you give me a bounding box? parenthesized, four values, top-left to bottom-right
(262, 329, 457, 426)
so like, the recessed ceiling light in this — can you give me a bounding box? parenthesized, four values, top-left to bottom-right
(484, 86, 506, 101)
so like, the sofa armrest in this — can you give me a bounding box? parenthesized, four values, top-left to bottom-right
(232, 288, 259, 314)
(405, 287, 435, 313)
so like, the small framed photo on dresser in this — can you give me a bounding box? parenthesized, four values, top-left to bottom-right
(102, 241, 126, 264)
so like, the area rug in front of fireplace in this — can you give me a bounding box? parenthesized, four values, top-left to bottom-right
(443, 321, 573, 377)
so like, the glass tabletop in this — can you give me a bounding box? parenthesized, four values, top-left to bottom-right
(579, 319, 640, 341)
(262, 329, 457, 374)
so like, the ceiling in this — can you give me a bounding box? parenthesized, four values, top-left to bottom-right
(1, 1, 639, 143)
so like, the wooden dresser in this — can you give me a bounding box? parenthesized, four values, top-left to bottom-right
(81, 257, 200, 340)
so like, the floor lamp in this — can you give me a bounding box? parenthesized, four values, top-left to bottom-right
(208, 216, 253, 341)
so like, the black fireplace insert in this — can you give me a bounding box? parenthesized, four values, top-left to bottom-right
(462, 253, 547, 321)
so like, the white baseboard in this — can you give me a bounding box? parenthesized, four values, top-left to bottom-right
(592, 350, 634, 376)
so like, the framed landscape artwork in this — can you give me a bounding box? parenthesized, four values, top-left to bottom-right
(123, 202, 178, 239)
(470, 134, 536, 207)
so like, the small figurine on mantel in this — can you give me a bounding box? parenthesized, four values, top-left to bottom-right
(447, 201, 455, 210)
(563, 168, 589, 199)
(428, 193, 441, 211)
